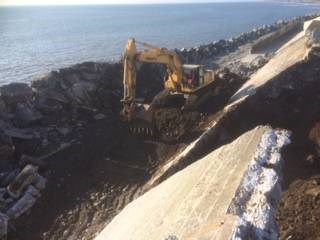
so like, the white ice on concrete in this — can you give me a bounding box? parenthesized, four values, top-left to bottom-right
(229, 129, 291, 240)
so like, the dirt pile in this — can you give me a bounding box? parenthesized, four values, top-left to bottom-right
(153, 108, 203, 142)
(277, 176, 320, 240)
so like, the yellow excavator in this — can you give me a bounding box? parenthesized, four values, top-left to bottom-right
(121, 38, 216, 138)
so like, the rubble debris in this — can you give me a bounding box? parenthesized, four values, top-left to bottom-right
(0, 133, 14, 169)
(7, 165, 39, 199)
(56, 127, 70, 136)
(0, 83, 32, 105)
(0, 213, 8, 240)
(0, 99, 10, 120)
(33, 174, 46, 191)
(94, 113, 106, 120)
(0, 170, 19, 188)
(6, 185, 41, 219)
(68, 81, 96, 106)
(3, 129, 34, 140)
(13, 103, 43, 127)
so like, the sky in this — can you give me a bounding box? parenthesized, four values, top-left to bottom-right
(0, 0, 250, 6)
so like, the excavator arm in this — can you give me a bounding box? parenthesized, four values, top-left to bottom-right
(135, 41, 183, 91)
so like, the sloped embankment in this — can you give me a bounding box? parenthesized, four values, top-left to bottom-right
(146, 50, 320, 239)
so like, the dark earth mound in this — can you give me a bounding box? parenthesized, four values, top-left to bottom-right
(277, 176, 320, 240)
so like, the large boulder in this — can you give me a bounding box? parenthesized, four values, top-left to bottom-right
(0, 98, 11, 120)
(0, 131, 14, 170)
(31, 71, 61, 90)
(13, 103, 43, 127)
(0, 83, 32, 105)
(68, 81, 97, 106)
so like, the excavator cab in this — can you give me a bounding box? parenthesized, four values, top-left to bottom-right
(182, 65, 203, 89)
(181, 65, 215, 92)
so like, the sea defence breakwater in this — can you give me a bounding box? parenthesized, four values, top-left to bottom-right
(0, 13, 319, 240)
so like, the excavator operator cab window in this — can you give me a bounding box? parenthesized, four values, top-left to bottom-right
(199, 67, 204, 86)
(182, 65, 201, 89)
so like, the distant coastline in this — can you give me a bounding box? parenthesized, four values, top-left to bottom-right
(269, 0, 320, 4)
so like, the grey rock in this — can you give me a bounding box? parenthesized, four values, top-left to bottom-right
(82, 72, 97, 81)
(34, 173, 47, 191)
(250, 55, 268, 69)
(6, 185, 40, 219)
(7, 164, 39, 199)
(4, 128, 34, 140)
(0, 99, 8, 119)
(68, 81, 96, 105)
(33, 91, 65, 114)
(63, 72, 81, 86)
(43, 90, 69, 104)
(0, 83, 32, 105)
(1, 169, 19, 187)
(31, 71, 61, 90)
(14, 103, 43, 127)
(0, 132, 14, 169)
(19, 154, 46, 168)
(0, 213, 8, 239)
(0, 143, 14, 170)
(94, 113, 106, 120)
(56, 127, 70, 136)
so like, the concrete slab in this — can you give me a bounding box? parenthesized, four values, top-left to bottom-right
(95, 126, 272, 240)
(231, 33, 307, 102)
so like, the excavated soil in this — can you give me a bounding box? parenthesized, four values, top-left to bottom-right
(277, 176, 320, 240)
(7, 64, 246, 240)
(10, 118, 182, 240)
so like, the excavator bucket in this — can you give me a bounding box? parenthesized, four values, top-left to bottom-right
(121, 101, 157, 138)
(121, 90, 187, 141)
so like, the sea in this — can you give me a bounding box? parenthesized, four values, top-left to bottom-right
(0, 2, 320, 84)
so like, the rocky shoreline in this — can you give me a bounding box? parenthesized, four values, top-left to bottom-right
(0, 13, 319, 239)
(176, 13, 319, 64)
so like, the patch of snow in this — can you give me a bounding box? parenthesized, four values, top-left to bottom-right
(229, 129, 291, 240)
